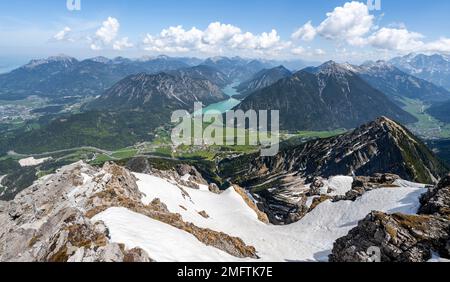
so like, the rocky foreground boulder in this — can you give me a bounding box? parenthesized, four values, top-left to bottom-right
(329, 174, 450, 262)
(0, 162, 258, 262)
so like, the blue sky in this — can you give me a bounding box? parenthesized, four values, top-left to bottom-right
(0, 0, 449, 68)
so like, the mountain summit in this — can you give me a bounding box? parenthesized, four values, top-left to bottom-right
(219, 116, 448, 189)
(234, 61, 417, 131)
(235, 65, 292, 98)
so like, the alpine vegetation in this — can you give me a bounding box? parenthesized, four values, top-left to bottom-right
(171, 103, 280, 156)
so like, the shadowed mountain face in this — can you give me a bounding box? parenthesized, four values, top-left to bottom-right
(87, 72, 227, 112)
(234, 61, 417, 131)
(235, 66, 292, 99)
(219, 117, 448, 190)
(427, 100, 450, 123)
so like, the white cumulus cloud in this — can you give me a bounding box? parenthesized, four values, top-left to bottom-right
(315, 48, 326, 55)
(423, 37, 450, 53)
(202, 22, 241, 45)
(141, 22, 290, 57)
(291, 47, 306, 55)
(113, 37, 133, 50)
(53, 27, 72, 41)
(316, 1, 374, 46)
(292, 21, 317, 42)
(90, 17, 120, 50)
(368, 27, 424, 52)
(142, 25, 203, 53)
(96, 17, 120, 43)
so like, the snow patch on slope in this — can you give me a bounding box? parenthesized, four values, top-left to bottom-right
(322, 176, 354, 196)
(94, 172, 426, 262)
(93, 207, 244, 262)
(19, 157, 51, 167)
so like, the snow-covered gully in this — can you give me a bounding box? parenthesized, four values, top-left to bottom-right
(93, 171, 426, 262)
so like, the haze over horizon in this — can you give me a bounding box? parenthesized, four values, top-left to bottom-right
(0, 0, 449, 69)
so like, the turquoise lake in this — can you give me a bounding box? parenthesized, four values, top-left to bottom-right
(200, 82, 242, 114)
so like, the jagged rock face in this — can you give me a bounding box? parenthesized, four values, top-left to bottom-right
(352, 173, 400, 189)
(0, 162, 258, 261)
(419, 174, 450, 216)
(329, 212, 450, 262)
(335, 173, 401, 201)
(0, 162, 151, 262)
(254, 173, 407, 225)
(125, 157, 153, 174)
(219, 117, 447, 190)
(330, 174, 450, 262)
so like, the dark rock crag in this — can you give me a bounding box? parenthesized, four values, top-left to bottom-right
(329, 175, 450, 262)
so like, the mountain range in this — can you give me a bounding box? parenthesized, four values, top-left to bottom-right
(350, 60, 450, 104)
(0, 54, 299, 101)
(390, 53, 450, 91)
(234, 61, 417, 131)
(0, 55, 197, 100)
(235, 60, 450, 107)
(87, 72, 227, 112)
(201, 56, 275, 81)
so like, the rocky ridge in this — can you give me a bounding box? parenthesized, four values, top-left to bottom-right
(219, 117, 448, 223)
(0, 162, 259, 261)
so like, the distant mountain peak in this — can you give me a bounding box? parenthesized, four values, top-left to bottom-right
(24, 54, 77, 69)
(208, 56, 229, 63)
(273, 65, 290, 71)
(359, 60, 396, 72)
(234, 65, 292, 98)
(156, 55, 170, 60)
(356, 57, 450, 103)
(48, 54, 76, 61)
(236, 60, 417, 131)
(315, 60, 357, 76)
(88, 56, 111, 64)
